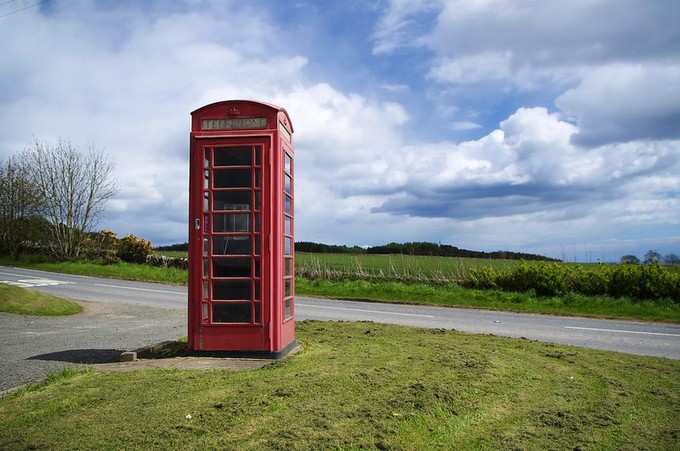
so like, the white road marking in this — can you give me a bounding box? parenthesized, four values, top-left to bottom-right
(0, 278, 73, 288)
(565, 326, 680, 337)
(93, 283, 184, 295)
(298, 303, 435, 318)
(0, 270, 37, 278)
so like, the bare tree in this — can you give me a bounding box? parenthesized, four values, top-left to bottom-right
(0, 155, 43, 258)
(25, 139, 116, 259)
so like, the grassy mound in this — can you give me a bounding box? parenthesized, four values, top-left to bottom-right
(1, 321, 678, 450)
(0, 283, 81, 316)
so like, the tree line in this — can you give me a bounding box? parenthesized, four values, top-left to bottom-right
(0, 140, 116, 260)
(295, 241, 558, 261)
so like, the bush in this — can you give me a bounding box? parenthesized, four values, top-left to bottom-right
(82, 229, 119, 260)
(117, 234, 152, 263)
(465, 262, 680, 302)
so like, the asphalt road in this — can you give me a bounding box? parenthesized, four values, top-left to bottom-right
(2, 265, 680, 360)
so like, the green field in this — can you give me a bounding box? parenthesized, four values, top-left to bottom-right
(297, 252, 521, 281)
(154, 250, 521, 278)
(0, 283, 82, 316)
(1, 321, 678, 450)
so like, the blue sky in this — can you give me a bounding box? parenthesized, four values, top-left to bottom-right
(1, 0, 679, 261)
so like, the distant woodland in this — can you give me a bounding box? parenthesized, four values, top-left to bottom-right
(157, 241, 557, 261)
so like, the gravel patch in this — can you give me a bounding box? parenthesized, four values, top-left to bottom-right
(0, 301, 184, 392)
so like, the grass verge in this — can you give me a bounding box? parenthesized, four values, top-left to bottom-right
(0, 256, 186, 285)
(0, 283, 81, 316)
(2, 256, 679, 322)
(297, 278, 680, 323)
(1, 321, 678, 450)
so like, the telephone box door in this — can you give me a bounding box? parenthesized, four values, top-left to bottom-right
(192, 137, 270, 351)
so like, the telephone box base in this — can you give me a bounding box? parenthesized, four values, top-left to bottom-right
(189, 340, 299, 360)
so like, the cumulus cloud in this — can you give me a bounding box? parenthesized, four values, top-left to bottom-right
(376, 0, 680, 145)
(556, 63, 680, 145)
(367, 108, 679, 224)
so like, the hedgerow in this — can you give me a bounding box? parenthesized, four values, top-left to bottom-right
(296, 256, 680, 302)
(465, 262, 680, 301)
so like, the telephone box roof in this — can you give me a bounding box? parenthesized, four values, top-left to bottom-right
(191, 99, 293, 133)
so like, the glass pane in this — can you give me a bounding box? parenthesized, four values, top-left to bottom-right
(214, 147, 251, 166)
(284, 216, 291, 235)
(214, 169, 250, 188)
(202, 238, 209, 256)
(212, 303, 250, 323)
(213, 280, 250, 300)
(202, 281, 209, 299)
(254, 302, 261, 323)
(284, 237, 292, 256)
(255, 281, 260, 300)
(285, 257, 293, 277)
(285, 298, 292, 319)
(255, 171, 261, 188)
(255, 213, 260, 231)
(203, 169, 209, 189)
(284, 153, 291, 173)
(213, 213, 249, 232)
(203, 192, 209, 212)
(203, 214, 209, 233)
(255, 146, 261, 166)
(214, 191, 250, 211)
(213, 258, 250, 277)
(203, 259, 209, 278)
(284, 174, 291, 194)
(255, 191, 261, 210)
(255, 257, 260, 277)
(255, 235, 260, 255)
(202, 303, 209, 320)
(284, 195, 292, 215)
(213, 236, 250, 255)
(284, 278, 292, 297)
(204, 149, 210, 168)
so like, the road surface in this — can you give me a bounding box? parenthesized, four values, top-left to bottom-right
(1, 265, 679, 360)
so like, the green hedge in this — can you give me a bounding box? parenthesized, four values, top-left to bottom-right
(465, 262, 680, 301)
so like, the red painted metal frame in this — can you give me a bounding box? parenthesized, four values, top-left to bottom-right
(188, 100, 295, 354)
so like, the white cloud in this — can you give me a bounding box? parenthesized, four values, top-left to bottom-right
(372, 0, 442, 54)
(1, 1, 678, 259)
(450, 121, 482, 131)
(556, 63, 680, 145)
(381, 83, 410, 92)
(430, 52, 512, 84)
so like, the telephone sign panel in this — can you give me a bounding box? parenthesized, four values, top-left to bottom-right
(188, 100, 295, 357)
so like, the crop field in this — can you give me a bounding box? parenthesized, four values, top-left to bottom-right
(153, 250, 522, 280)
(296, 252, 519, 280)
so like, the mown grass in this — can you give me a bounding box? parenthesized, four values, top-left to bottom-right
(1, 321, 679, 450)
(0, 283, 81, 316)
(297, 278, 680, 323)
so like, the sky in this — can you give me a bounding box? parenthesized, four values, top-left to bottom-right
(1, 0, 679, 261)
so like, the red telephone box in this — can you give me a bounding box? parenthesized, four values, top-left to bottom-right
(188, 100, 296, 357)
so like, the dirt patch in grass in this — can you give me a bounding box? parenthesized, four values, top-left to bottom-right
(1, 321, 678, 450)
